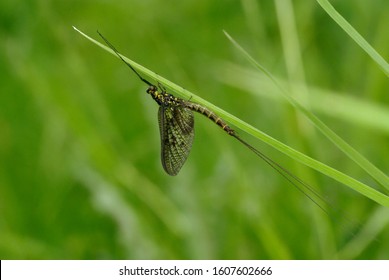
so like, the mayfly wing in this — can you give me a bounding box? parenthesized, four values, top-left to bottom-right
(158, 105, 195, 176)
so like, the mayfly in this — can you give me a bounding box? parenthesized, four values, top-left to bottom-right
(97, 31, 330, 213)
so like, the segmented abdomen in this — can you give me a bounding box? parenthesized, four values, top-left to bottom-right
(183, 101, 235, 135)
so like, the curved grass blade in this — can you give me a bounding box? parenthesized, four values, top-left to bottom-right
(316, 0, 389, 77)
(73, 26, 389, 207)
(223, 30, 389, 193)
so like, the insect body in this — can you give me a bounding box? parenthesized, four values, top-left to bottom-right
(149, 85, 195, 175)
(98, 31, 236, 175)
(97, 31, 330, 214)
(147, 81, 234, 175)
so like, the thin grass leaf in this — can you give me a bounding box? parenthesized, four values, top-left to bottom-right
(316, 0, 389, 77)
(224, 31, 389, 189)
(223, 31, 389, 206)
(73, 26, 389, 207)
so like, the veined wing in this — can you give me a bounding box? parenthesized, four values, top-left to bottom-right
(158, 105, 195, 176)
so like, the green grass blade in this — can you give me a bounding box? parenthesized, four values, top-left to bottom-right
(73, 27, 389, 207)
(316, 0, 389, 77)
(222, 31, 389, 206)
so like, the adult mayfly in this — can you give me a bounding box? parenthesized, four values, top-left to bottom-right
(97, 31, 329, 213)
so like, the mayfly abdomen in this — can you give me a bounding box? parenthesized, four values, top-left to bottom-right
(183, 101, 235, 135)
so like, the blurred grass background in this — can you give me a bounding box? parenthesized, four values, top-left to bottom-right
(1, 0, 388, 259)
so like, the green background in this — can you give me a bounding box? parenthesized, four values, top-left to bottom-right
(1, 0, 388, 259)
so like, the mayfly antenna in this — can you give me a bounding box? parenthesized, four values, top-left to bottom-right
(97, 31, 153, 87)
